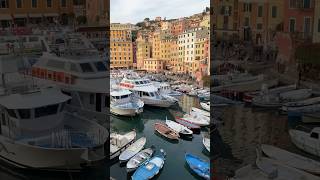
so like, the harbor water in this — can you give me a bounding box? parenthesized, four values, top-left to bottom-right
(110, 95, 210, 180)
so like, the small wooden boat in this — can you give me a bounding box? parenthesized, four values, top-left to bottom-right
(126, 146, 155, 173)
(119, 137, 146, 163)
(200, 102, 210, 111)
(261, 144, 320, 174)
(175, 117, 201, 132)
(154, 123, 179, 140)
(132, 149, 166, 180)
(289, 127, 320, 157)
(185, 153, 210, 180)
(203, 135, 210, 152)
(191, 107, 210, 117)
(165, 119, 193, 137)
(110, 130, 136, 160)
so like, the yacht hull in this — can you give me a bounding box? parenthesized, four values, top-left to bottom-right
(110, 106, 143, 116)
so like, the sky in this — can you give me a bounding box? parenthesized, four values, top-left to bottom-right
(110, 0, 209, 24)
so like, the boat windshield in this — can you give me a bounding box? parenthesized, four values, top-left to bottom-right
(94, 61, 107, 72)
(80, 63, 94, 73)
(35, 104, 59, 118)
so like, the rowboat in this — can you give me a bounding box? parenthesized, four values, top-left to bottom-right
(200, 102, 210, 111)
(132, 149, 166, 180)
(203, 135, 210, 152)
(255, 149, 319, 180)
(191, 107, 210, 117)
(181, 113, 210, 126)
(126, 146, 155, 173)
(165, 119, 193, 137)
(261, 144, 320, 174)
(175, 117, 201, 132)
(185, 153, 210, 180)
(110, 130, 136, 160)
(119, 137, 146, 163)
(154, 123, 179, 140)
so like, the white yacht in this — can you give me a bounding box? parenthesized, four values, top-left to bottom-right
(153, 82, 182, 97)
(0, 55, 108, 171)
(110, 89, 144, 116)
(29, 33, 109, 121)
(119, 77, 177, 108)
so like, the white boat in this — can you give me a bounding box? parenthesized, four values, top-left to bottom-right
(110, 89, 144, 116)
(189, 111, 210, 124)
(191, 107, 210, 117)
(198, 92, 210, 100)
(283, 97, 320, 108)
(261, 144, 320, 174)
(110, 131, 136, 160)
(119, 77, 177, 108)
(255, 151, 319, 180)
(181, 114, 210, 126)
(279, 89, 312, 101)
(0, 55, 108, 171)
(281, 103, 320, 113)
(165, 119, 193, 136)
(200, 102, 210, 111)
(30, 34, 109, 121)
(203, 135, 210, 152)
(154, 82, 182, 97)
(126, 147, 155, 172)
(289, 127, 320, 157)
(119, 137, 146, 163)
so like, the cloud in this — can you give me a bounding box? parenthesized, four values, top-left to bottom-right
(110, 0, 209, 24)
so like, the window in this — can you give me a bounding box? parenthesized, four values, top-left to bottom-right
(32, 0, 37, 8)
(289, 18, 296, 33)
(258, 6, 263, 17)
(80, 63, 94, 73)
(311, 132, 319, 139)
(18, 109, 31, 119)
(94, 62, 107, 71)
(318, 19, 320, 32)
(16, 0, 22, 8)
(304, 0, 310, 8)
(0, 0, 9, 8)
(89, 94, 95, 104)
(257, 23, 263, 30)
(6, 109, 17, 118)
(61, 0, 66, 7)
(47, 0, 52, 8)
(35, 104, 59, 118)
(272, 6, 277, 18)
(245, 17, 249, 26)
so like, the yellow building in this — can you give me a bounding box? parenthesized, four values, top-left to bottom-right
(213, 0, 238, 41)
(170, 38, 181, 72)
(143, 58, 164, 73)
(136, 37, 151, 70)
(160, 38, 172, 67)
(268, 0, 284, 32)
(313, 0, 320, 43)
(152, 31, 161, 59)
(0, 0, 86, 27)
(110, 28, 133, 69)
(200, 14, 210, 28)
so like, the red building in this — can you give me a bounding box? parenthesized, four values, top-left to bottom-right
(275, 0, 315, 72)
(170, 19, 186, 36)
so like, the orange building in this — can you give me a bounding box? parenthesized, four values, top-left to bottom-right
(143, 58, 164, 73)
(0, 0, 86, 27)
(85, 0, 108, 25)
(136, 37, 151, 70)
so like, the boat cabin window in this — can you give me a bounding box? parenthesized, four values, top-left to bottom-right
(6, 109, 17, 118)
(135, 81, 140, 85)
(94, 62, 107, 72)
(35, 104, 59, 118)
(18, 109, 31, 119)
(149, 92, 155, 97)
(142, 92, 149, 96)
(80, 63, 94, 73)
(140, 81, 144, 84)
(311, 132, 319, 139)
(121, 95, 129, 99)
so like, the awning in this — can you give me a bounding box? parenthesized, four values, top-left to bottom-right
(0, 14, 12, 20)
(28, 13, 42, 18)
(14, 14, 28, 18)
(43, 13, 59, 17)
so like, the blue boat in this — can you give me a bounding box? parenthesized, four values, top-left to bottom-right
(131, 149, 166, 180)
(185, 153, 210, 180)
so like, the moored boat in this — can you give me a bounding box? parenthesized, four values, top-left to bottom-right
(119, 137, 147, 163)
(154, 123, 179, 140)
(191, 107, 210, 117)
(200, 102, 210, 111)
(175, 117, 201, 132)
(185, 153, 210, 180)
(131, 149, 166, 180)
(181, 113, 210, 126)
(289, 127, 320, 157)
(110, 89, 144, 116)
(261, 144, 320, 174)
(110, 130, 136, 160)
(203, 135, 210, 152)
(165, 119, 193, 137)
(126, 146, 155, 173)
